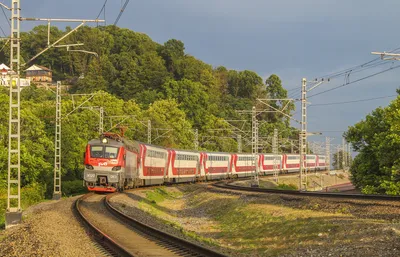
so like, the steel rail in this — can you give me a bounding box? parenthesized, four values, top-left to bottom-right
(212, 181, 400, 201)
(105, 193, 227, 257)
(75, 193, 132, 257)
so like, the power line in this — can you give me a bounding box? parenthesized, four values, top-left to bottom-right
(0, 24, 6, 37)
(316, 46, 400, 81)
(114, 0, 130, 26)
(96, 0, 108, 21)
(308, 64, 400, 99)
(1, 5, 10, 27)
(309, 94, 397, 107)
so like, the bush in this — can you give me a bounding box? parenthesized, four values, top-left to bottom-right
(276, 183, 298, 190)
(62, 180, 88, 197)
(21, 183, 46, 208)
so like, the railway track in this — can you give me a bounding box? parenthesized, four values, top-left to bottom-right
(75, 193, 226, 257)
(212, 180, 400, 201)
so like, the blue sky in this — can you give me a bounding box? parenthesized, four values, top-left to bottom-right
(7, 0, 400, 150)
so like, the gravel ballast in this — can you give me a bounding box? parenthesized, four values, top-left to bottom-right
(0, 196, 102, 257)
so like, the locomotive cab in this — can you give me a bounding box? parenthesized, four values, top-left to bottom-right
(84, 135, 125, 192)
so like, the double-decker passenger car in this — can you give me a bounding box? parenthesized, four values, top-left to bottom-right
(259, 154, 282, 175)
(231, 154, 256, 177)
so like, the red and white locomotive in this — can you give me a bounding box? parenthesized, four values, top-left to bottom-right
(83, 133, 327, 192)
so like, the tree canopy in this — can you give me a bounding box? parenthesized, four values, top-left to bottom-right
(345, 95, 400, 195)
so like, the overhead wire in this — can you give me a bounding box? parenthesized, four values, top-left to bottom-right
(114, 0, 130, 26)
(96, 0, 108, 26)
(309, 94, 397, 107)
(316, 46, 400, 81)
(308, 64, 400, 99)
(1, 5, 10, 28)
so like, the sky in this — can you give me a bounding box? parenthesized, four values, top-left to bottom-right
(4, 0, 400, 151)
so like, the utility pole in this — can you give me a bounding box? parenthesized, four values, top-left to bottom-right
(194, 129, 198, 151)
(237, 134, 242, 153)
(99, 107, 104, 134)
(251, 106, 259, 187)
(342, 138, 346, 171)
(347, 143, 351, 169)
(147, 120, 151, 144)
(299, 78, 307, 191)
(6, 0, 22, 228)
(53, 81, 62, 200)
(5, 0, 103, 228)
(326, 137, 332, 172)
(272, 128, 279, 182)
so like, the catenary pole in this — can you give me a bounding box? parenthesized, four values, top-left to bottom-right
(53, 81, 62, 200)
(251, 106, 259, 187)
(6, 0, 22, 228)
(273, 128, 279, 182)
(299, 78, 307, 191)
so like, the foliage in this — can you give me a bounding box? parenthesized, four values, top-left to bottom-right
(62, 180, 88, 197)
(345, 95, 400, 195)
(276, 183, 298, 190)
(332, 150, 352, 170)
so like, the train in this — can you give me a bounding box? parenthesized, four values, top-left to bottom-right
(83, 133, 327, 192)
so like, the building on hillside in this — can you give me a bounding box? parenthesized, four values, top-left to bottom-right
(0, 63, 30, 87)
(26, 64, 52, 82)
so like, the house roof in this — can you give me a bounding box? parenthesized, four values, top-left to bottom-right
(26, 64, 52, 72)
(0, 63, 10, 70)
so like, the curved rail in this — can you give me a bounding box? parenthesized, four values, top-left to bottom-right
(105, 193, 227, 257)
(75, 193, 132, 257)
(212, 181, 400, 201)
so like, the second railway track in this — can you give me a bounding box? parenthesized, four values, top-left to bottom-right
(76, 192, 226, 257)
(212, 180, 400, 201)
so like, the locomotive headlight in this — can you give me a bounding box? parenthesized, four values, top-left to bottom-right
(85, 164, 94, 170)
(112, 166, 121, 171)
(102, 138, 108, 144)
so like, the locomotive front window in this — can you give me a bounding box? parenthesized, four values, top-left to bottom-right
(90, 146, 119, 159)
(90, 146, 104, 158)
(105, 146, 119, 159)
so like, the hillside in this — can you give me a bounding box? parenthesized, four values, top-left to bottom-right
(0, 25, 298, 226)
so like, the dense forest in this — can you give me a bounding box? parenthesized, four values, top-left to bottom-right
(0, 25, 298, 226)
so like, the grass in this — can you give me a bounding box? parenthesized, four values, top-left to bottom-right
(138, 186, 219, 246)
(136, 185, 391, 256)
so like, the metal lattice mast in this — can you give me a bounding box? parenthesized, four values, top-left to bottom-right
(299, 78, 307, 191)
(342, 138, 346, 170)
(251, 106, 259, 187)
(6, 0, 22, 228)
(347, 143, 351, 168)
(147, 120, 151, 144)
(99, 107, 104, 134)
(194, 129, 198, 151)
(237, 134, 242, 153)
(326, 137, 331, 172)
(272, 128, 279, 182)
(53, 81, 62, 200)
